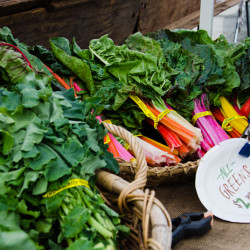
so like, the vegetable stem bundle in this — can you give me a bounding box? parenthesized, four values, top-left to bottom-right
(144, 102, 198, 150)
(211, 107, 241, 138)
(192, 94, 230, 150)
(219, 96, 248, 134)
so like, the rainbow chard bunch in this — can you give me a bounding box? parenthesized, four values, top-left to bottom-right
(0, 44, 128, 249)
(192, 93, 230, 153)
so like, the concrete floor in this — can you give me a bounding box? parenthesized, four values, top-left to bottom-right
(212, 3, 249, 43)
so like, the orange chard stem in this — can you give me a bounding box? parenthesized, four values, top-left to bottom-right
(228, 129, 241, 138)
(146, 118, 182, 148)
(45, 65, 70, 90)
(211, 107, 225, 123)
(140, 136, 181, 164)
(140, 136, 178, 155)
(70, 76, 73, 89)
(107, 139, 120, 158)
(70, 77, 78, 97)
(144, 103, 195, 144)
(177, 142, 191, 158)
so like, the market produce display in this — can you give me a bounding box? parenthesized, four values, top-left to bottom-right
(6, 26, 247, 165)
(0, 26, 249, 249)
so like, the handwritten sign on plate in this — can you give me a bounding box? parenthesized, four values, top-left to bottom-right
(195, 138, 250, 223)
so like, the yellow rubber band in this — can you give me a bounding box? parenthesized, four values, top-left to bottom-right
(103, 119, 112, 124)
(130, 95, 176, 128)
(129, 95, 158, 128)
(124, 143, 130, 150)
(192, 111, 213, 124)
(222, 115, 247, 132)
(104, 135, 111, 144)
(124, 134, 142, 150)
(157, 109, 176, 122)
(130, 158, 137, 163)
(103, 120, 112, 144)
(43, 179, 89, 198)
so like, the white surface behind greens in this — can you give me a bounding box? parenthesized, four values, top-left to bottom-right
(212, 3, 248, 43)
(194, 3, 248, 43)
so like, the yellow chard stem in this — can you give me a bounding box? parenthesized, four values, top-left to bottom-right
(219, 96, 248, 134)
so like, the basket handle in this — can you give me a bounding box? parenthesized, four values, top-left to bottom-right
(102, 122, 148, 212)
(100, 122, 172, 249)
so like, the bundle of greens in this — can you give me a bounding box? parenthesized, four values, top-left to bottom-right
(49, 35, 173, 129)
(3, 27, 248, 125)
(46, 30, 249, 127)
(0, 41, 128, 249)
(45, 36, 201, 160)
(127, 30, 249, 120)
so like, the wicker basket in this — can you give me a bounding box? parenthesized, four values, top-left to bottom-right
(118, 160, 200, 186)
(96, 122, 173, 250)
(102, 122, 200, 187)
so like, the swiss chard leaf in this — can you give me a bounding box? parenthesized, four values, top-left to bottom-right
(30, 45, 72, 75)
(66, 237, 94, 250)
(0, 47, 33, 84)
(0, 27, 51, 76)
(25, 144, 56, 171)
(89, 34, 172, 99)
(145, 29, 248, 117)
(18, 170, 42, 197)
(32, 177, 48, 195)
(50, 38, 95, 95)
(35, 218, 53, 234)
(46, 137, 85, 168)
(16, 199, 40, 218)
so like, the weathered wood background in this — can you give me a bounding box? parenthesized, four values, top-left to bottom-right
(0, 0, 240, 48)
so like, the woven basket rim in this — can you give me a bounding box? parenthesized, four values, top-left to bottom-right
(103, 122, 200, 186)
(116, 153, 200, 186)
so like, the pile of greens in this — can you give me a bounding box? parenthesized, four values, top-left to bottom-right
(0, 41, 128, 249)
(141, 29, 249, 118)
(33, 29, 249, 125)
(1, 26, 248, 127)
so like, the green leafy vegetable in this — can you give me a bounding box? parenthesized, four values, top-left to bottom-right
(89, 34, 172, 99)
(50, 37, 95, 95)
(0, 36, 125, 249)
(142, 29, 248, 118)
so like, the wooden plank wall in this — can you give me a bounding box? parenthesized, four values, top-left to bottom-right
(139, 0, 201, 33)
(0, 0, 240, 48)
(0, 0, 141, 48)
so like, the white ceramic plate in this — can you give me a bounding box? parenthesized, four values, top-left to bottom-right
(195, 138, 250, 223)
